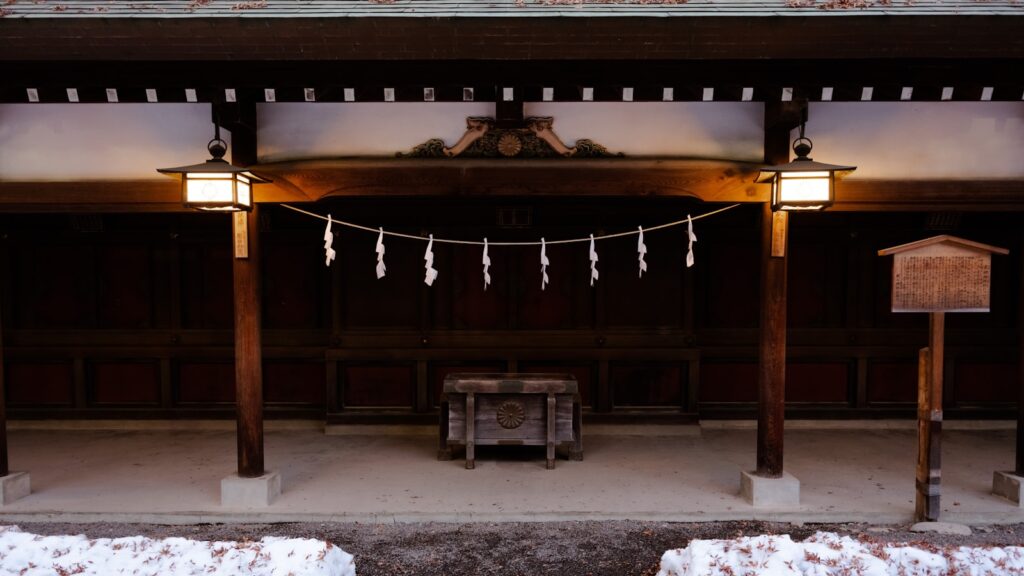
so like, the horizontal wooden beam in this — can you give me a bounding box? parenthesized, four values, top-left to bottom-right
(832, 179, 1024, 211)
(255, 159, 764, 204)
(3, 169, 1024, 211)
(0, 180, 188, 213)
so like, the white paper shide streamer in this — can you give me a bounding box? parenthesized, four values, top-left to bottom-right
(589, 234, 599, 286)
(375, 227, 387, 279)
(423, 234, 438, 286)
(482, 238, 491, 290)
(323, 214, 336, 267)
(637, 226, 648, 278)
(540, 238, 550, 291)
(686, 214, 697, 268)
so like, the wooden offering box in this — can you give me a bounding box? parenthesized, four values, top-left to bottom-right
(439, 373, 583, 469)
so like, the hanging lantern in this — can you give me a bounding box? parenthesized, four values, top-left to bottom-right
(157, 123, 269, 212)
(756, 124, 856, 211)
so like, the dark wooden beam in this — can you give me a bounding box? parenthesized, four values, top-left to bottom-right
(234, 206, 264, 478)
(215, 102, 258, 167)
(756, 101, 801, 478)
(4, 58, 1024, 105)
(2, 171, 1024, 212)
(833, 180, 1024, 212)
(256, 159, 763, 203)
(3, 17, 1024, 62)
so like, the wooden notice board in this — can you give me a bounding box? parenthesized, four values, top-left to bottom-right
(878, 234, 1009, 522)
(891, 245, 993, 312)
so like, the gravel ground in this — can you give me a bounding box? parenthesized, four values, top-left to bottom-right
(13, 521, 1024, 576)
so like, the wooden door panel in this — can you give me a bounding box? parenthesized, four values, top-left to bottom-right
(91, 361, 160, 404)
(343, 364, 415, 407)
(611, 363, 684, 407)
(699, 362, 757, 403)
(605, 229, 684, 328)
(98, 245, 153, 329)
(5, 362, 74, 405)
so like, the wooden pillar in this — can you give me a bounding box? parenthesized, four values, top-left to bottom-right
(757, 204, 787, 477)
(234, 206, 264, 478)
(916, 312, 944, 521)
(0, 286, 7, 478)
(220, 101, 265, 479)
(756, 102, 798, 478)
(1017, 228, 1024, 476)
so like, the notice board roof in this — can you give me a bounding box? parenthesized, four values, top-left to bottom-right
(878, 235, 1010, 257)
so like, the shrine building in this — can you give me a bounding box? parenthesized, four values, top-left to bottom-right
(0, 0, 1021, 506)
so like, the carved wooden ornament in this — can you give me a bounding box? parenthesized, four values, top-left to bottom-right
(399, 117, 619, 159)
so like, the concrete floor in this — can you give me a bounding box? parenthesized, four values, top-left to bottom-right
(0, 424, 1022, 524)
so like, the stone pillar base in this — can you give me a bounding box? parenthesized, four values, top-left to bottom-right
(221, 470, 281, 508)
(741, 470, 800, 507)
(0, 472, 31, 506)
(993, 471, 1024, 507)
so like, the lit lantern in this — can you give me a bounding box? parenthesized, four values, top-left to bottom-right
(157, 124, 269, 211)
(756, 125, 855, 211)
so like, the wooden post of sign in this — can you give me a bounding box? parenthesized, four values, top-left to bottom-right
(233, 206, 264, 478)
(916, 313, 944, 521)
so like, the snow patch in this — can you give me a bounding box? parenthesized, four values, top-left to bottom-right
(0, 525, 355, 576)
(658, 531, 1024, 576)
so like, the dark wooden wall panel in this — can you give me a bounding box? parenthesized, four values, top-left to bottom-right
(700, 241, 759, 329)
(0, 207, 1019, 419)
(177, 361, 235, 404)
(700, 362, 757, 403)
(610, 363, 684, 407)
(341, 232, 421, 329)
(5, 362, 73, 405)
(605, 229, 683, 328)
(91, 361, 160, 404)
(785, 362, 849, 403)
(180, 244, 234, 329)
(867, 361, 917, 403)
(516, 242, 593, 330)
(519, 362, 595, 407)
(343, 364, 415, 407)
(15, 244, 95, 329)
(263, 240, 325, 329)
(954, 361, 1018, 404)
(97, 245, 153, 329)
(787, 241, 847, 329)
(264, 361, 326, 405)
(447, 244, 509, 330)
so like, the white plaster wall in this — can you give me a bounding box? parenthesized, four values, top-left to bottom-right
(0, 104, 222, 180)
(805, 102, 1024, 179)
(257, 101, 765, 161)
(257, 102, 493, 161)
(525, 102, 764, 161)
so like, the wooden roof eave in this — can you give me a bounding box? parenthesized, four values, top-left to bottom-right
(3, 13, 1024, 62)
